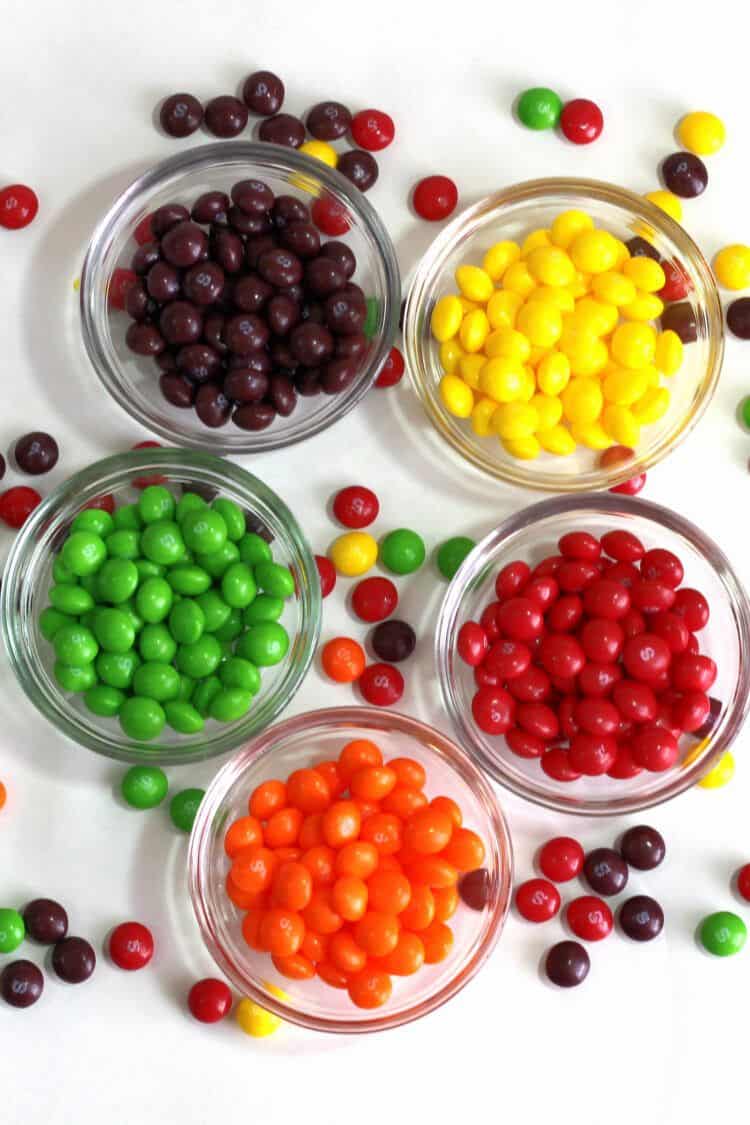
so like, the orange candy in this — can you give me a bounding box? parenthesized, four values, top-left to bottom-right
(359, 812, 402, 855)
(301, 930, 327, 963)
(315, 759, 346, 799)
(354, 911, 401, 957)
(273, 846, 302, 863)
(328, 931, 368, 974)
(399, 884, 436, 931)
(433, 884, 459, 922)
(331, 876, 369, 922)
(348, 967, 393, 1010)
(259, 907, 305, 958)
(317, 960, 350, 989)
(421, 920, 454, 964)
(430, 795, 462, 827)
(285, 768, 331, 814)
(367, 870, 412, 914)
(226, 872, 265, 910)
(387, 757, 426, 789)
(335, 840, 379, 879)
(406, 856, 458, 889)
(298, 813, 325, 850)
(302, 888, 344, 935)
(349, 766, 397, 801)
(242, 907, 266, 951)
(249, 779, 287, 820)
(272, 952, 316, 980)
(264, 806, 303, 848)
(322, 637, 366, 683)
(353, 798, 380, 821)
(224, 815, 263, 858)
(337, 738, 383, 782)
(378, 932, 425, 976)
(231, 845, 276, 894)
(0, 781, 6, 811)
(272, 861, 313, 911)
(381, 785, 428, 819)
(301, 845, 336, 886)
(403, 808, 454, 855)
(321, 800, 361, 848)
(440, 827, 486, 871)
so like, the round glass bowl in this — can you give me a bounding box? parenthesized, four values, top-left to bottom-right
(436, 494, 750, 816)
(404, 178, 723, 492)
(188, 707, 512, 1034)
(1, 450, 321, 765)
(80, 142, 400, 454)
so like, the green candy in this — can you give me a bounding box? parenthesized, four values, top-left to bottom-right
(112, 503, 143, 531)
(133, 661, 180, 702)
(221, 562, 257, 609)
(139, 623, 177, 663)
(54, 623, 98, 666)
(177, 674, 195, 701)
(119, 697, 166, 742)
(84, 684, 126, 717)
(211, 498, 245, 541)
(195, 541, 239, 578)
(0, 908, 25, 954)
(243, 595, 284, 625)
(380, 528, 426, 575)
(52, 557, 78, 585)
(192, 676, 222, 717)
(700, 911, 747, 956)
(517, 86, 562, 130)
(135, 577, 173, 624)
(54, 661, 97, 692)
(238, 532, 272, 568)
(79, 574, 100, 598)
(169, 787, 205, 831)
(167, 563, 212, 596)
(93, 608, 136, 654)
(49, 584, 95, 616)
(164, 701, 204, 734)
(96, 650, 140, 690)
(236, 622, 289, 666)
(40, 606, 68, 641)
(364, 296, 379, 340)
(141, 521, 185, 566)
(106, 529, 140, 560)
(196, 590, 232, 633)
(62, 531, 107, 576)
(97, 558, 139, 604)
(182, 508, 228, 555)
(436, 536, 475, 580)
(176, 492, 208, 523)
(176, 634, 223, 679)
(121, 764, 168, 807)
(209, 688, 252, 722)
(220, 657, 261, 695)
(138, 485, 176, 524)
(117, 599, 144, 635)
(135, 558, 165, 581)
(213, 608, 243, 642)
(169, 599, 205, 645)
(71, 508, 115, 537)
(254, 561, 294, 599)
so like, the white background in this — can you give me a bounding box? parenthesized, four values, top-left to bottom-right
(2, 2, 750, 1121)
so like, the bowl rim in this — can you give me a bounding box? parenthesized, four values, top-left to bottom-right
(0, 449, 322, 765)
(435, 491, 750, 816)
(403, 176, 724, 491)
(80, 141, 401, 454)
(188, 705, 514, 1033)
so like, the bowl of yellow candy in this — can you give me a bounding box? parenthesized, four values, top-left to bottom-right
(403, 179, 723, 492)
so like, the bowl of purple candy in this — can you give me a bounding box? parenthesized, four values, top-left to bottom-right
(80, 143, 400, 453)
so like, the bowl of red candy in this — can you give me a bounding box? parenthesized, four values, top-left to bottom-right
(188, 706, 512, 1033)
(80, 143, 400, 453)
(435, 494, 750, 815)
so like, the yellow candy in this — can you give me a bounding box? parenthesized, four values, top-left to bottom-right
(677, 111, 726, 156)
(623, 257, 666, 293)
(537, 352, 571, 396)
(642, 364, 661, 388)
(493, 401, 539, 440)
(537, 424, 576, 456)
(611, 322, 656, 369)
(531, 393, 562, 431)
(459, 308, 490, 352)
(569, 229, 620, 274)
(518, 367, 536, 403)
(458, 296, 479, 314)
(613, 238, 631, 267)
(568, 336, 608, 378)
(534, 285, 575, 313)
(439, 374, 474, 417)
(502, 435, 541, 460)
(713, 244, 750, 290)
(482, 240, 521, 281)
(591, 272, 637, 307)
(632, 385, 670, 424)
(299, 139, 338, 167)
(698, 751, 734, 789)
(471, 397, 498, 437)
(525, 246, 576, 287)
(329, 531, 378, 576)
(550, 210, 594, 249)
(516, 300, 563, 348)
(431, 295, 463, 342)
(455, 264, 494, 303)
(521, 229, 551, 255)
(644, 190, 682, 221)
(487, 289, 523, 329)
(479, 357, 525, 402)
(458, 353, 486, 388)
(573, 297, 619, 336)
(561, 378, 604, 425)
(502, 261, 537, 298)
(571, 420, 612, 450)
(439, 339, 463, 374)
(485, 327, 532, 363)
(236, 997, 283, 1038)
(569, 271, 591, 298)
(655, 330, 683, 376)
(528, 346, 550, 366)
(620, 292, 664, 321)
(602, 403, 640, 447)
(603, 366, 649, 406)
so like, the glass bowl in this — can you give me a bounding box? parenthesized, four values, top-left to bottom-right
(80, 142, 400, 453)
(188, 707, 513, 1034)
(403, 178, 723, 492)
(436, 493, 750, 816)
(1, 450, 321, 765)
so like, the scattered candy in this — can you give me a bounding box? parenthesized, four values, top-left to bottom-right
(619, 825, 665, 870)
(380, 528, 425, 575)
(169, 788, 205, 832)
(352, 576, 398, 623)
(517, 87, 562, 131)
(515, 878, 561, 922)
(714, 244, 750, 291)
(242, 71, 284, 116)
(188, 977, 233, 1022)
(315, 554, 337, 597)
(412, 176, 458, 222)
(23, 898, 68, 944)
(332, 486, 380, 529)
(1, 961, 44, 1008)
(108, 921, 155, 970)
(0, 183, 39, 230)
(121, 766, 169, 809)
(677, 111, 725, 156)
(371, 620, 416, 663)
(14, 431, 59, 475)
(661, 152, 708, 198)
(699, 911, 746, 957)
(329, 531, 379, 576)
(159, 93, 203, 138)
(321, 636, 366, 682)
(539, 837, 584, 882)
(236, 995, 282, 1037)
(559, 98, 603, 145)
(0, 485, 42, 528)
(52, 936, 96, 983)
(736, 864, 750, 903)
(358, 662, 404, 706)
(0, 780, 6, 811)
(0, 908, 25, 953)
(618, 895, 664, 942)
(566, 895, 613, 941)
(583, 848, 629, 896)
(204, 95, 248, 138)
(727, 298, 750, 339)
(437, 536, 475, 580)
(375, 346, 405, 388)
(545, 939, 589, 987)
(698, 750, 734, 789)
(350, 109, 395, 152)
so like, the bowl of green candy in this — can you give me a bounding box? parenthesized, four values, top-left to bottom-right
(1, 450, 321, 764)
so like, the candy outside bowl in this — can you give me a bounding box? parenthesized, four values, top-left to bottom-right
(435, 493, 750, 816)
(0, 450, 321, 765)
(80, 142, 400, 454)
(403, 178, 723, 492)
(188, 707, 513, 1034)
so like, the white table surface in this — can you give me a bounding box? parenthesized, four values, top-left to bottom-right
(3, 2, 749, 1121)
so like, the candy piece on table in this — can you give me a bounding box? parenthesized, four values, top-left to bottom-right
(371, 620, 416, 663)
(566, 895, 613, 941)
(539, 836, 584, 882)
(517, 87, 562, 130)
(698, 751, 734, 789)
(437, 536, 476, 580)
(644, 190, 682, 222)
(358, 662, 404, 706)
(321, 636, 366, 683)
(52, 936, 96, 983)
(544, 940, 590, 987)
(328, 531, 378, 576)
(736, 864, 750, 903)
(0, 183, 39, 229)
(559, 98, 603, 144)
(1, 960, 44, 1008)
(352, 576, 398, 623)
(728, 299, 750, 340)
(188, 978, 233, 1022)
(676, 111, 725, 156)
(350, 108, 395, 152)
(412, 175, 458, 222)
(242, 70, 284, 115)
(375, 347, 405, 388)
(380, 528, 425, 575)
(0, 486, 42, 528)
(618, 895, 664, 942)
(169, 788, 204, 832)
(661, 152, 708, 198)
(0, 908, 25, 953)
(159, 93, 203, 137)
(299, 139, 338, 167)
(22, 898, 68, 943)
(582, 848, 629, 896)
(699, 911, 746, 957)
(315, 554, 336, 597)
(713, 244, 750, 291)
(515, 878, 561, 922)
(121, 766, 169, 809)
(0, 780, 6, 812)
(332, 486, 379, 529)
(108, 921, 154, 970)
(619, 825, 665, 870)
(236, 996, 283, 1037)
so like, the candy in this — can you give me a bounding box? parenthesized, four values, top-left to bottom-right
(515, 878, 561, 922)
(352, 577, 398, 623)
(236, 996, 282, 1037)
(1, 961, 44, 1008)
(52, 936, 96, 983)
(321, 637, 366, 683)
(699, 911, 746, 957)
(380, 528, 425, 575)
(412, 175, 458, 222)
(0, 485, 41, 528)
(517, 87, 562, 130)
(566, 895, 613, 941)
(698, 751, 735, 789)
(351, 108, 395, 151)
(539, 836, 583, 882)
(618, 895, 664, 941)
(458, 868, 491, 911)
(108, 921, 154, 970)
(559, 98, 603, 145)
(14, 431, 59, 475)
(644, 190, 682, 221)
(677, 111, 725, 156)
(371, 620, 416, 663)
(169, 788, 205, 832)
(315, 555, 337, 598)
(23, 899, 68, 944)
(0, 908, 25, 953)
(159, 93, 203, 137)
(0, 183, 39, 229)
(736, 864, 750, 903)
(242, 71, 284, 115)
(333, 486, 379, 529)
(121, 766, 169, 809)
(188, 978, 233, 1022)
(582, 848, 629, 896)
(204, 95, 248, 138)
(329, 531, 378, 576)
(358, 663, 404, 706)
(661, 151, 708, 198)
(714, 244, 750, 290)
(376, 346, 405, 389)
(544, 940, 590, 987)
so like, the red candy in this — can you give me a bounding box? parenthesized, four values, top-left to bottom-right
(659, 260, 692, 303)
(541, 747, 581, 782)
(350, 109, 395, 152)
(131, 440, 167, 489)
(539, 634, 585, 679)
(0, 183, 39, 229)
(672, 588, 709, 631)
(610, 473, 647, 496)
(670, 653, 716, 693)
(358, 663, 404, 707)
(566, 896, 613, 941)
(640, 548, 684, 589)
(352, 577, 398, 623)
(188, 978, 233, 1023)
(559, 531, 601, 561)
(506, 728, 545, 758)
(375, 346, 405, 389)
(133, 213, 154, 245)
(412, 175, 458, 222)
(315, 554, 337, 598)
(333, 485, 380, 529)
(583, 579, 630, 619)
(471, 686, 515, 734)
(497, 598, 544, 642)
(569, 733, 617, 775)
(311, 197, 351, 236)
(560, 99, 604, 145)
(539, 837, 584, 882)
(737, 864, 750, 903)
(485, 639, 532, 680)
(515, 878, 561, 923)
(108, 268, 138, 311)
(83, 494, 116, 515)
(630, 724, 679, 771)
(495, 560, 531, 600)
(458, 621, 489, 667)
(108, 921, 154, 970)
(600, 530, 645, 562)
(0, 486, 41, 528)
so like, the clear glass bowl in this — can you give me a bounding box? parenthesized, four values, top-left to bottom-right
(403, 178, 723, 492)
(80, 143, 400, 453)
(1, 450, 321, 765)
(188, 707, 513, 1034)
(436, 494, 750, 816)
